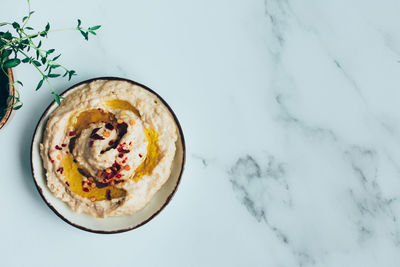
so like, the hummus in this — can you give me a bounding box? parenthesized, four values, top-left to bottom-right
(40, 79, 178, 218)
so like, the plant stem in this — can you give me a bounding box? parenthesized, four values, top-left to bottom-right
(0, 27, 81, 54)
(21, 0, 31, 31)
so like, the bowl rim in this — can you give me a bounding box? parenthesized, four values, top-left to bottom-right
(0, 68, 15, 130)
(30, 77, 186, 234)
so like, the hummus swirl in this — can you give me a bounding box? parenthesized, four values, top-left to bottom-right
(40, 80, 178, 218)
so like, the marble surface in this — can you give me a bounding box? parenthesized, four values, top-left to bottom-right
(1, 0, 400, 266)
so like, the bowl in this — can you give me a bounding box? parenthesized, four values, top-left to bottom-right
(31, 77, 185, 233)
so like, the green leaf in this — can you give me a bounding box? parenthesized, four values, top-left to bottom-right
(80, 30, 89, 40)
(68, 70, 76, 80)
(41, 57, 47, 64)
(45, 22, 50, 32)
(29, 11, 35, 16)
(12, 22, 20, 29)
(33, 60, 42, 67)
(89, 31, 96, 35)
(48, 73, 60, 78)
(16, 80, 23, 86)
(22, 16, 28, 22)
(25, 26, 34, 30)
(77, 19, 82, 28)
(52, 92, 62, 105)
(21, 39, 30, 46)
(2, 49, 12, 60)
(89, 25, 101, 31)
(22, 57, 30, 63)
(13, 104, 23, 110)
(37, 40, 42, 48)
(52, 54, 61, 61)
(47, 49, 55, 54)
(3, 31, 12, 40)
(36, 79, 44, 90)
(50, 64, 61, 69)
(3, 58, 21, 68)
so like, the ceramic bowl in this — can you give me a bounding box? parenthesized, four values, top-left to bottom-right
(31, 77, 185, 233)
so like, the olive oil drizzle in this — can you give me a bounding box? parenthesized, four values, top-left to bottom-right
(61, 102, 161, 201)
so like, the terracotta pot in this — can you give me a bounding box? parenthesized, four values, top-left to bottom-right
(0, 67, 15, 130)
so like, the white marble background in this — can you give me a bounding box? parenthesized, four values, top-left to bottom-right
(1, 0, 400, 266)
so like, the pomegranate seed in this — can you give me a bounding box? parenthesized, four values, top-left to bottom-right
(55, 145, 62, 150)
(61, 144, 67, 147)
(69, 131, 76, 136)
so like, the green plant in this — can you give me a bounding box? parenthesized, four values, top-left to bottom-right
(0, 0, 101, 111)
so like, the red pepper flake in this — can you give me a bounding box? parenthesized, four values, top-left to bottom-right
(65, 181, 70, 187)
(56, 167, 64, 174)
(61, 144, 67, 147)
(122, 160, 126, 164)
(116, 174, 122, 178)
(129, 141, 132, 146)
(117, 148, 130, 153)
(118, 154, 124, 158)
(83, 188, 89, 192)
(55, 145, 62, 150)
(106, 189, 111, 200)
(69, 131, 76, 136)
(51, 159, 55, 164)
(89, 140, 94, 147)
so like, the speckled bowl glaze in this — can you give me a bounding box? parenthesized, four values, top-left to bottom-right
(0, 68, 15, 131)
(31, 77, 185, 233)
